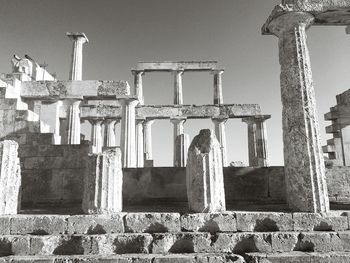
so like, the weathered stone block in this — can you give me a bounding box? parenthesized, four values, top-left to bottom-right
(125, 213, 180, 233)
(298, 232, 342, 252)
(83, 148, 123, 214)
(181, 213, 236, 232)
(0, 236, 29, 256)
(236, 212, 293, 232)
(293, 213, 348, 231)
(271, 232, 299, 252)
(186, 129, 226, 212)
(0, 216, 10, 234)
(67, 214, 125, 234)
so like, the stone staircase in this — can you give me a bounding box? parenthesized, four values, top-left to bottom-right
(0, 211, 349, 262)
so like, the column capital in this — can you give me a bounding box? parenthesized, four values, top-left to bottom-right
(170, 117, 187, 124)
(136, 118, 146, 125)
(212, 117, 228, 124)
(131, 69, 145, 76)
(143, 119, 155, 126)
(242, 115, 271, 124)
(66, 32, 89, 43)
(266, 11, 314, 37)
(118, 97, 139, 107)
(211, 69, 224, 75)
(88, 118, 104, 125)
(103, 118, 117, 125)
(172, 69, 184, 76)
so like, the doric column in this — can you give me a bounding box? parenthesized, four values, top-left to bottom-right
(242, 116, 270, 167)
(170, 118, 187, 166)
(104, 119, 117, 147)
(266, 12, 329, 212)
(212, 69, 224, 105)
(52, 101, 63, 145)
(89, 119, 103, 154)
(136, 119, 145, 168)
(132, 70, 145, 105)
(173, 70, 184, 105)
(143, 119, 154, 166)
(66, 32, 89, 81)
(120, 98, 139, 168)
(66, 100, 81, 145)
(212, 118, 228, 166)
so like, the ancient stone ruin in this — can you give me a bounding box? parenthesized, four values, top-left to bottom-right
(1, 1, 350, 262)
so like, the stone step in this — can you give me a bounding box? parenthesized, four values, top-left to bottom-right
(0, 253, 246, 263)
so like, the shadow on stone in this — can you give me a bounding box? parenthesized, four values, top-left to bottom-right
(30, 229, 49, 235)
(199, 219, 220, 233)
(169, 236, 194, 253)
(53, 237, 84, 255)
(233, 237, 258, 254)
(314, 221, 332, 231)
(113, 236, 147, 254)
(87, 224, 106, 234)
(145, 222, 168, 233)
(254, 218, 278, 232)
(0, 239, 12, 256)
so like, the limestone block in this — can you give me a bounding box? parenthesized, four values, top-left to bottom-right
(181, 213, 236, 232)
(0, 236, 29, 256)
(0, 140, 21, 214)
(271, 232, 299, 252)
(67, 214, 125, 234)
(83, 147, 123, 214)
(236, 212, 293, 232)
(0, 216, 10, 234)
(298, 232, 343, 252)
(186, 129, 226, 212)
(293, 213, 348, 231)
(124, 213, 180, 233)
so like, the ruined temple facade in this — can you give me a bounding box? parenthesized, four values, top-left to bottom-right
(1, 1, 350, 262)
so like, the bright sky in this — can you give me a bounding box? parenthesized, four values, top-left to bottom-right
(0, 0, 349, 166)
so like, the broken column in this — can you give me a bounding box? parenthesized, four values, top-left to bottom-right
(0, 140, 21, 215)
(104, 119, 117, 147)
(132, 70, 145, 105)
(264, 11, 329, 212)
(212, 118, 228, 166)
(242, 116, 270, 167)
(136, 119, 145, 168)
(82, 147, 123, 214)
(66, 99, 81, 145)
(67, 32, 88, 81)
(120, 97, 139, 168)
(171, 118, 187, 166)
(143, 119, 154, 167)
(186, 129, 226, 212)
(174, 134, 190, 167)
(89, 119, 103, 154)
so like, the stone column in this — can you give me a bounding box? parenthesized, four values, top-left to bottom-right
(136, 119, 145, 168)
(104, 119, 117, 147)
(143, 119, 154, 167)
(242, 116, 270, 167)
(174, 134, 190, 167)
(89, 119, 103, 154)
(66, 100, 81, 145)
(120, 98, 139, 168)
(266, 12, 329, 212)
(173, 70, 184, 105)
(171, 118, 187, 166)
(186, 129, 226, 212)
(83, 147, 123, 214)
(0, 140, 21, 215)
(132, 70, 145, 105)
(212, 118, 228, 166)
(52, 101, 63, 145)
(66, 32, 89, 81)
(212, 69, 224, 105)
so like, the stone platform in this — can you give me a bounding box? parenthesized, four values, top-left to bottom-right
(0, 211, 350, 262)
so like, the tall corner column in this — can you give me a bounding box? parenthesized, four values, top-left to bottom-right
(173, 70, 184, 105)
(132, 70, 145, 105)
(212, 118, 228, 167)
(66, 32, 89, 81)
(66, 99, 82, 145)
(120, 98, 139, 168)
(211, 69, 224, 105)
(266, 12, 329, 212)
(136, 119, 145, 167)
(143, 119, 154, 167)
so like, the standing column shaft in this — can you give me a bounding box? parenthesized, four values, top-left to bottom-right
(132, 70, 145, 105)
(136, 119, 145, 167)
(67, 100, 81, 145)
(89, 119, 103, 154)
(212, 69, 224, 105)
(173, 70, 184, 105)
(67, 32, 88, 81)
(52, 101, 62, 145)
(120, 99, 139, 168)
(143, 119, 154, 162)
(104, 119, 117, 147)
(171, 118, 187, 166)
(267, 12, 329, 212)
(212, 118, 228, 166)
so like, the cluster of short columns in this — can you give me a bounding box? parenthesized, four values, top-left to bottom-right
(266, 12, 329, 212)
(88, 119, 119, 154)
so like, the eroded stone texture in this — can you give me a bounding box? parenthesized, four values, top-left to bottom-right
(186, 129, 226, 212)
(181, 213, 237, 232)
(125, 213, 180, 233)
(83, 148, 123, 214)
(0, 140, 21, 214)
(266, 12, 329, 212)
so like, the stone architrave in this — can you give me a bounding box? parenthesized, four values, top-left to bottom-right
(266, 12, 329, 212)
(67, 32, 89, 81)
(66, 100, 81, 145)
(174, 133, 190, 167)
(0, 141, 21, 214)
(83, 147, 123, 214)
(186, 129, 226, 212)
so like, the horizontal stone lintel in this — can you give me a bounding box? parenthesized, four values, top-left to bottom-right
(135, 61, 218, 71)
(262, 3, 350, 35)
(80, 104, 263, 120)
(20, 80, 130, 100)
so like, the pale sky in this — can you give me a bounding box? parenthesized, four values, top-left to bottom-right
(0, 0, 349, 166)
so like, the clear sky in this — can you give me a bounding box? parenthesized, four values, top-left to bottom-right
(0, 0, 349, 166)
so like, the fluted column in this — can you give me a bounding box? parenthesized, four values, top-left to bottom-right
(120, 98, 139, 168)
(171, 118, 187, 166)
(52, 101, 63, 144)
(212, 69, 224, 105)
(89, 119, 103, 154)
(266, 12, 329, 212)
(66, 32, 88, 80)
(143, 119, 154, 167)
(212, 118, 228, 166)
(104, 119, 117, 147)
(136, 119, 145, 167)
(132, 70, 145, 105)
(173, 70, 184, 105)
(242, 116, 270, 167)
(66, 100, 81, 145)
